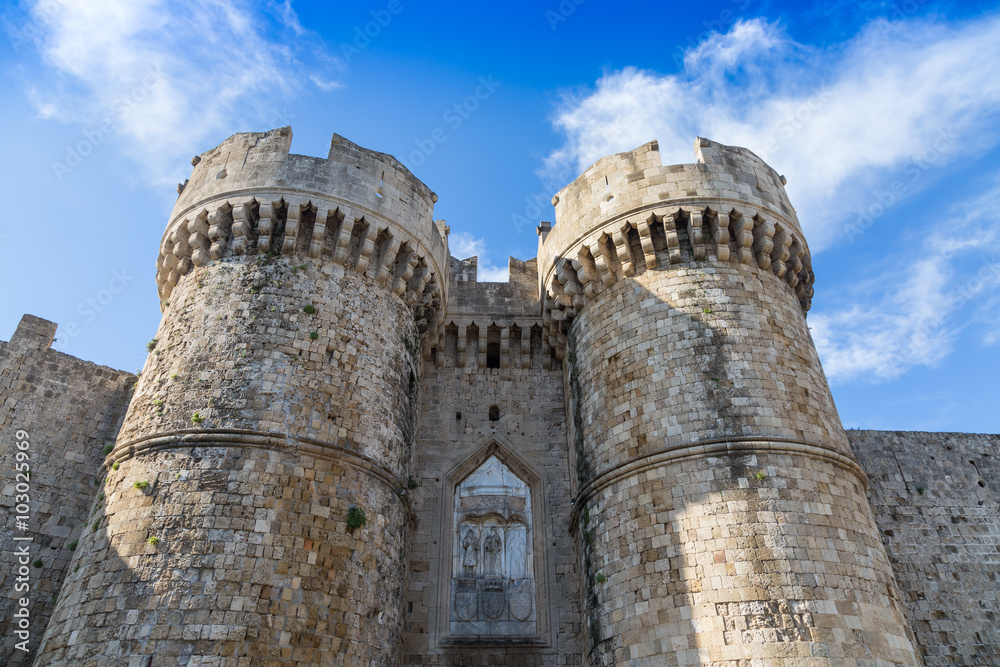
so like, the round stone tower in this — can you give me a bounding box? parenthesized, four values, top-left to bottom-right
(37, 128, 447, 665)
(539, 139, 921, 666)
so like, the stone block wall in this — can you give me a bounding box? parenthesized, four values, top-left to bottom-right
(36, 253, 421, 666)
(402, 265, 584, 665)
(562, 258, 917, 666)
(541, 136, 919, 665)
(849, 430, 1000, 666)
(0, 315, 134, 662)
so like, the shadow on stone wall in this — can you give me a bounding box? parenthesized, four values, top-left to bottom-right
(563, 268, 921, 666)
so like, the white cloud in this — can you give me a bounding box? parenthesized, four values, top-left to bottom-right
(310, 75, 343, 92)
(450, 232, 509, 282)
(266, 0, 306, 36)
(9, 0, 341, 184)
(809, 179, 1000, 382)
(544, 15, 1000, 251)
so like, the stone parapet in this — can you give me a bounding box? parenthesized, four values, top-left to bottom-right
(539, 139, 814, 358)
(157, 128, 448, 349)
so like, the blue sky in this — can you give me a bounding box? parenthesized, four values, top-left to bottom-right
(1, 0, 999, 433)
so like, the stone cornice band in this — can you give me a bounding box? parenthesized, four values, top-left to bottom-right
(569, 435, 867, 530)
(104, 427, 416, 524)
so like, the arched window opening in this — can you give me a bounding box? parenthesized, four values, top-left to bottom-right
(486, 324, 501, 368)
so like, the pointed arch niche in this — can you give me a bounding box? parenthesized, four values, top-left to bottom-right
(436, 439, 550, 646)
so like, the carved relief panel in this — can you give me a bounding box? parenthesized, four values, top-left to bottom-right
(450, 455, 536, 637)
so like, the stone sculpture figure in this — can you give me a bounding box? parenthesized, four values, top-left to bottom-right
(461, 527, 479, 575)
(483, 528, 503, 576)
(506, 526, 526, 579)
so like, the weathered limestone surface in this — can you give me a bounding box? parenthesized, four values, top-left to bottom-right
(36, 127, 442, 666)
(402, 258, 584, 665)
(541, 140, 920, 665)
(3, 130, 996, 666)
(849, 430, 1000, 666)
(36, 259, 418, 666)
(0, 315, 133, 662)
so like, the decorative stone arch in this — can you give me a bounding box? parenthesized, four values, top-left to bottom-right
(434, 435, 552, 647)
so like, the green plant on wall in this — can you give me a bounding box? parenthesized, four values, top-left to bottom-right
(346, 506, 366, 532)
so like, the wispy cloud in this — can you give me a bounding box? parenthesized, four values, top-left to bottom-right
(450, 232, 509, 282)
(544, 15, 1000, 251)
(810, 178, 1000, 382)
(6, 0, 341, 184)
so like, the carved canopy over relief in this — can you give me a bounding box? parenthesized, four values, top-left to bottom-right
(450, 455, 536, 637)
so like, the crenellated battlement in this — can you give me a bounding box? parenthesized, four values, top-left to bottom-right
(172, 127, 440, 236)
(156, 127, 450, 347)
(537, 138, 815, 357)
(544, 137, 798, 253)
(434, 256, 554, 370)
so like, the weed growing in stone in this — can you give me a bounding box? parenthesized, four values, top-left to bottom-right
(147, 536, 160, 546)
(67, 540, 78, 551)
(146, 338, 159, 351)
(303, 304, 317, 314)
(191, 412, 206, 423)
(310, 331, 319, 340)
(134, 481, 150, 490)
(346, 506, 366, 532)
